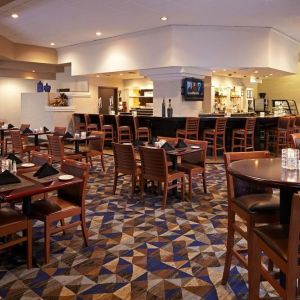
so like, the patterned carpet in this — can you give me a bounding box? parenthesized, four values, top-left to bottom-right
(0, 155, 278, 299)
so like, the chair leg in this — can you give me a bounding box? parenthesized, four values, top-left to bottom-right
(113, 172, 118, 194)
(249, 235, 261, 300)
(44, 219, 51, 264)
(202, 172, 207, 194)
(27, 219, 32, 269)
(181, 177, 184, 201)
(213, 136, 217, 160)
(131, 175, 136, 199)
(101, 154, 105, 171)
(162, 182, 168, 209)
(188, 175, 192, 200)
(89, 156, 93, 168)
(141, 176, 145, 203)
(80, 214, 89, 247)
(221, 210, 235, 285)
(60, 219, 66, 235)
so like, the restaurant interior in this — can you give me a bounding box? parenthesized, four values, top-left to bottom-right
(0, 0, 300, 299)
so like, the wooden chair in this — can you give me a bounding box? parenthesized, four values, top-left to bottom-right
(176, 117, 200, 140)
(139, 147, 185, 209)
(288, 116, 296, 147)
(133, 117, 150, 142)
(115, 115, 132, 143)
(40, 126, 67, 149)
(99, 115, 114, 144)
(82, 131, 105, 170)
(5, 124, 30, 154)
(222, 151, 280, 285)
(203, 117, 227, 160)
(9, 130, 38, 160)
(0, 207, 32, 268)
(112, 143, 141, 199)
(293, 115, 300, 133)
(47, 135, 82, 163)
(266, 116, 290, 155)
(177, 139, 208, 199)
(290, 133, 300, 149)
(31, 159, 89, 264)
(250, 194, 300, 300)
(73, 113, 86, 132)
(84, 114, 98, 132)
(231, 117, 256, 151)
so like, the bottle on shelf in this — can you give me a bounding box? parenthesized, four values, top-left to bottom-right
(162, 98, 166, 117)
(167, 99, 173, 118)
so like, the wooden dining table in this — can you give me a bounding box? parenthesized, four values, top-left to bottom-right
(23, 131, 53, 147)
(63, 135, 101, 153)
(228, 157, 300, 224)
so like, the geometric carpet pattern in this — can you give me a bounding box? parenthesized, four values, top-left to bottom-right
(0, 155, 279, 299)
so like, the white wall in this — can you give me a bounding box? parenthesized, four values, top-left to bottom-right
(0, 77, 37, 125)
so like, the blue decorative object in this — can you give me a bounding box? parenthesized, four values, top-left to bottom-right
(37, 81, 43, 92)
(44, 83, 51, 93)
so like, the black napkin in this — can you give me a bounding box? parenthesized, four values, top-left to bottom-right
(22, 128, 33, 134)
(161, 142, 175, 151)
(0, 170, 21, 185)
(133, 139, 145, 147)
(148, 136, 157, 146)
(33, 163, 59, 179)
(43, 126, 50, 132)
(8, 124, 14, 129)
(6, 153, 22, 164)
(63, 132, 73, 138)
(175, 139, 187, 148)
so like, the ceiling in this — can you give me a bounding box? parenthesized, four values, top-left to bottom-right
(0, 0, 299, 48)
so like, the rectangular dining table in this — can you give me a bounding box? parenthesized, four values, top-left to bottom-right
(63, 135, 101, 153)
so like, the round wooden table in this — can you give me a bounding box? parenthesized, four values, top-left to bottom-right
(228, 157, 300, 224)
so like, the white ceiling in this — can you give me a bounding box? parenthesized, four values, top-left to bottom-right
(0, 0, 299, 48)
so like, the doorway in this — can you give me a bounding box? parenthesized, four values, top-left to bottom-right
(98, 86, 118, 114)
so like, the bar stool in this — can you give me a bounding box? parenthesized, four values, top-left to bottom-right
(73, 113, 86, 131)
(99, 114, 114, 144)
(115, 115, 132, 143)
(231, 117, 256, 151)
(133, 117, 150, 142)
(203, 117, 227, 160)
(84, 114, 98, 132)
(176, 117, 200, 140)
(265, 116, 290, 155)
(293, 115, 300, 133)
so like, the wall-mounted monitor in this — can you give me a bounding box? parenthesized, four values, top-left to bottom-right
(182, 78, 204, 101)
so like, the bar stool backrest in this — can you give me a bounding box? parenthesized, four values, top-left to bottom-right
(290, 133, 300, 149)
(295, 115, 300, 127)
(215, 118, 227, 133)
(140, 147, 168, 181)
(289, 116, 296, 129)
(112, 143, 137, 175)
(278, 116, 290, 130)
(99, 115, 105, 130)
(186, 117, 200, 132)
(245, 118, 256, 132)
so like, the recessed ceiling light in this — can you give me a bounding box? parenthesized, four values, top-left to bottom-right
(96, 75, 100, 78)
(265, 75, 269, 78)
(96, 32, 102, 36)
(50, 42, 55, 46)
(32, 70, 35, 73)
(212, 70, 216, 73)
(269, 73, 273, 76)
(254, 70, 259, 74)
(223, 69, 227, 71)
(160, 16, 168, 21)
(11, 13, 18, 19)
(120, 73, 123, 76)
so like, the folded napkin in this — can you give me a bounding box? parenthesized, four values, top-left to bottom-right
(33, 163, 59, 179)
(43, 126, 50, 132)
(161, 142, 175, 151)
(0, 170, 21, 185)
(175, 139, 187, 149)
(148, 136, 157, 146)
(8, 124, 14, 129)
(22, 128, 33, 134)
(133, 139, 145, 147)
(63, 132, 73, 138)
(6, 153, 22, 164)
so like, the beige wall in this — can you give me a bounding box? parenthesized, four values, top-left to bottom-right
(258, 62, 300, 108)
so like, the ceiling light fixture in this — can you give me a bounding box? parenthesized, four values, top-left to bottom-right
(254, 70, 259, 74)
(120, 73, 123, 76)
(96, 32, 102, 36)
(11, 13, 18, 19)
(50, 42, 55, 46)
(212, 70, 216, 73)
(96, 75, 100, 78)
(32, 70, 35, 73)
(223, 69, 227, 71)
(269, 73, 273, 76)
(160, 16, 168, 21)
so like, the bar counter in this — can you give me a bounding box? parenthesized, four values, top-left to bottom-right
(102, 114, 279, 150)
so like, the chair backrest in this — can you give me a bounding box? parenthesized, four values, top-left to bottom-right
(186, 117, 200, 132)
(58, 159, 89, 207)
(290, 133, 300, 149)
(182, 139, 208, 167)
(99, 115, 105, 130)
(20, 124, 30, 131)
(215, 117, 227, 132)
(245, 117, 256, 132)
(278, 116, 290, 130)
(288, 194, 300, 270)
(31, 151, 52, 166)
(133, 116, 139, 133)
(289, 116, 296, 129)
(47, 135, 64, 160)
(224, 151, 272, 201)
(88, 131, 105, 152)
(115, 115, 120, 129)
(54, 126, 66, 135)
(140, 147, 168, 181)
(295, 115, 300, 127)
(9, 130, 23, 153)
(157, 136, 178, 144)
(112, 143, 137, 175)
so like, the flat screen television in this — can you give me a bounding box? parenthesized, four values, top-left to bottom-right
(182, 78, 204, 101)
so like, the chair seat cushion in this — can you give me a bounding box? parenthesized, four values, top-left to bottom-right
(254, 224, 289, 261)
(31, 197, 80, 216)
(0, 207, 26, 227)
(233, 194, 279, 213)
